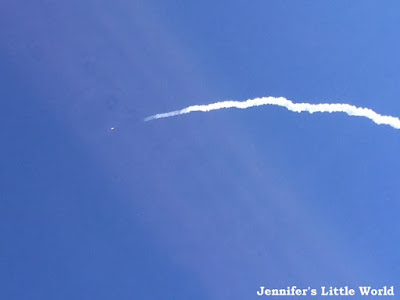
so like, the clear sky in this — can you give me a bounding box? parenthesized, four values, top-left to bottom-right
(1, 1, 400, 299)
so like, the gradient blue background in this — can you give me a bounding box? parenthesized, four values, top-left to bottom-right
(1, 1, 400, 299)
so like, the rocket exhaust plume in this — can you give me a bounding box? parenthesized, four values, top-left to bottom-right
(144, 96, 400, 130)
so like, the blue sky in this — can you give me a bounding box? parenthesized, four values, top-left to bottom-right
(1, 1, 400, 299)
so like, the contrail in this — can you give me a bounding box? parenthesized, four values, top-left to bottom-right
(144, 96, 400, 130)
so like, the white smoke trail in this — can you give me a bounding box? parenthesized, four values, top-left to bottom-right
(144, 96, 400, 130)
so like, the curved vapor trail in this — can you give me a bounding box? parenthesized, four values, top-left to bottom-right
(144, 96, 400, 130)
